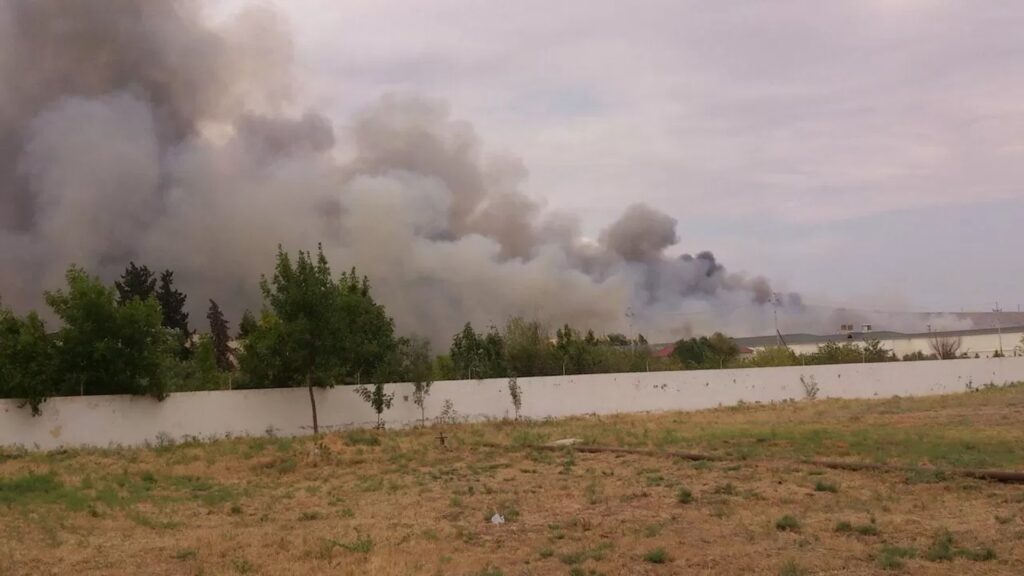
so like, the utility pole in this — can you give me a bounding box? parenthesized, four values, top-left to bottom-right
(626, 307, 636, 355)
(771, 293, 783, 346)
(993, 302, 1004, 356)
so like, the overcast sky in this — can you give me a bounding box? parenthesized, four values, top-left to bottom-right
(244, 0, 1024, 312)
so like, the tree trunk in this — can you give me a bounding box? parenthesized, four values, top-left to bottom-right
(307, 374, 319, 436)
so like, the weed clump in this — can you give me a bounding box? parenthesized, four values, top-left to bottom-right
(775, 515, 801, 532)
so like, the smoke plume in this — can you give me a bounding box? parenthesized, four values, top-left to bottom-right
(0, 0, 801, 344)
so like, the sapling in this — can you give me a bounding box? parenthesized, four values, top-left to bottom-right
(356, 382, 395, 429)
(508, 375, 522, 421)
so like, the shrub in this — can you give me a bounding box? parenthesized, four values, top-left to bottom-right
(676, 487, 694, 504)
(775, 515, 801, 532)
(643, 547, 669, 564)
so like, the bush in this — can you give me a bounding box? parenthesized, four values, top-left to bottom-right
(775, 515, 801, 532)
(643, 547, 669, 564)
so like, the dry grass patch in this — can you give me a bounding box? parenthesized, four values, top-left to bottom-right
(1, 384, 1023, 574)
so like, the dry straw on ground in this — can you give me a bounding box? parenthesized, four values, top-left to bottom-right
(2, 385, 1024, 575)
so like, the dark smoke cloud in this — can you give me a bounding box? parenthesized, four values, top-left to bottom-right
(0, 0, 795, 344)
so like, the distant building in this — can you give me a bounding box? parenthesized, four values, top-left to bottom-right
(733, 326, 1024, 359)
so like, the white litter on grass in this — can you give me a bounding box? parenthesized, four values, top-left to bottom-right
(490, 513, 505, 525)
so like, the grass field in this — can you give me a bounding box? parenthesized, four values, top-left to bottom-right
(2, 385, 1024, 575)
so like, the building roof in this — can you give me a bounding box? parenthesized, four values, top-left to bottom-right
(731, 325, 1024, 348)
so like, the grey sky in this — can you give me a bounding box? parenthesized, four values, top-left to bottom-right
(246, 0, 1024, 313)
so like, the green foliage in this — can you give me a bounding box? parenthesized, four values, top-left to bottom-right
(46, 267, 171, 399)
(165, 335, 228, 392)
(740, 346, 799, 368)
(239, 246, 395, 432)
(503, 317, 555, 377)
(676, 487, 693, 504)
(673, 332, 739, 369)
(356, 382, 395, 428)
(814, 480, 838, 493)
(876, 545, 916, 570)
(902, 350, 938, 361)
(508, 376, 522, 419)
(237, 309, 257, 341)
(835, 521, 878, 536)
(775, 515, 801, 532)
(806, 339, 895, 365)
(450, 322, 506, 379)
(0, 306, 56, 415)
(156, 270, 190, 359)
(206, 299, 233, 371)
(114, 261, 156, 306)
(924, 530, 996, 562)
(642, 547, 669, 564)
(778, 559, 807, 576)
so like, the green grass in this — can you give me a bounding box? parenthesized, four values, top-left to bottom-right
(0, 472, 90, 511)
(775, 515, 801, 532)
(924, 530, 996, 562)
(558, 542, 613, 565)
(778, 559, 807, 576)
(343, 429, 381, 446)
(462, 384, 1024, 469)
(876, 545, 916, 571)
(835, 520, 879, 536)
(813, 480, 838, 493)
(676, 486, 694, 504)
(642, 547, 669, 564)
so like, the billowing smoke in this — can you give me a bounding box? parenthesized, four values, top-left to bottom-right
(0, 0, 798, 345)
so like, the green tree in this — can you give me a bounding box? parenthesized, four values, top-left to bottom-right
(705, 332, 740, 368)
(165, 335, 226, 392)
(156, 270, 192, 359)
(239, 246, 396, 434)
(503, 317, 555, 377)
(115, 261, 156, 305)
(673, 333, 738, 370)
(0, 305, 57, 415)
(375, 335, 433, 422)
(861, 338, 896, 362)
(356, 382, 395, 429)
(740, 346, 799, 368)
(450, 323, 505, 379)
(46, 267, 170, 398)
(206, 299, 233, 371)
(237, 309, 258, 341)
(806, 341, 864, 365)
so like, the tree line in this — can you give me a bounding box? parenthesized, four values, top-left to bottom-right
(0, 245, 990, 427)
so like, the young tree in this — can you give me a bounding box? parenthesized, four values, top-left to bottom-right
(929, 334, 962, 360)
(115, 261, 156, 305)
(0, 305, 56, 415)
(206, 299, 233, 371)
(508, 375, 522, 420)
(405, 337, 434, 424)
(46, 266, 170, 398)
(239, 246, 396, 434)
(356, 382, 395, 429)
(375, 335, 434, 422)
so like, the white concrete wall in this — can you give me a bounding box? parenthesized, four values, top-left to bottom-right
(3, 357, 1024, 451)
